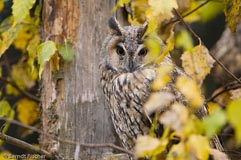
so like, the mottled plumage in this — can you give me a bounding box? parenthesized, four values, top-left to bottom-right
(99, 17, 221, 152)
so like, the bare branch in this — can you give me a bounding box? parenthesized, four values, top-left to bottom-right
(0, 117, 134, 156)
(164, 0, 210, 27)
(173, 8, 241, 85)
(0, 132, 52, 159)
(0, 77, 40, 102)
(208, 81, 241, 101)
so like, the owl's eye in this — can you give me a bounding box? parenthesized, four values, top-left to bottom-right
(138, 48, 148, 56)
(116, 46, 125, 56)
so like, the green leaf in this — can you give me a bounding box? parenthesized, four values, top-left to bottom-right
(12, 0, 36, 25)
(58, 40, 75, 62)
(224, 0, 241, 32)
(175, 30, 193, 50)
(144, 32, 161, 63)
(0, 100, 15, 144)
(202, 108, 227, 138)
(227, 99, 241, 144)
(0, 24, 22, 56)
(37, 40, 57, 77)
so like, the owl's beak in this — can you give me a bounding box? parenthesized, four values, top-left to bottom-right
(128, 59, 135, 72)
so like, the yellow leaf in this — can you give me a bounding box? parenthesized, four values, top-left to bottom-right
(6, 84, 19, 96)
(130, 0, 149, 24)
(207, 102, 221, 114)
(182, 1, 201, 23)
(0, 0, 4, 12)
(0, 151, 17, 160)
(151, 64, 173, 91)
(155, 27, 175, 64)
(144, 92, 175, 115)
(175, 30, 193, 50)
(144, 32, 162, 63)
(159, 103, 188, 133)
(11, 63, 36, 90)
(224, 0, 241, 32)
(134, 135, 160, 158)
(210, 149, 230, 160)
(13, 14, 34, 52)
(167, 142, 187, 160)
(17, 98, 38, 125)
(176, 76, 204, 108)
(227, 99, 241, 144)
(200, 1, 223, 22)
(113, 0, 131, 11)
(181, 45, 214, 86)
(0, 24, 22, 55)
(186, 135, 210, 160)
(148, 0, 177, 19)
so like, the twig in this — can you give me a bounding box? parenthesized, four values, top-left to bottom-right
(208, 82, 241, 101)
(173, 8, 241, 85)
(164, 0, 210, 27)
(0, 77, 40, 102)
(0, 132, 52, 159)
(0, 117, 134, 156)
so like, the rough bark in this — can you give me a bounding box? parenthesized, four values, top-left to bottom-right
(211, 22, 241, 84)
(40, 1, 127, 159)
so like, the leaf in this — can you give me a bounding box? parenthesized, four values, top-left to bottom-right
(200, 1, 223, 22)
(224, 0, 241, 32)
(113, 0, 131, 11)
(58, 40, 76, 62)
(0, 151, 17, 160)
(0, 24, 22, 55)
(176, 76, 204, 108)
(0, 100, 15, 144)
(27, 34, 40, 76)
(130, 0, 149, 23)
(181, 45, 215, 86)
(155, 24, 175, 65)
(210, 149, 230, 160)
(175, 30, 193, 50)
(202, 108, 227, 138)
(147, 0, 178, 19)
(0, 0, 4, 12)
(144, 92, 175, 115)
(159, 103, 189, 133)
(134, 135, 161, 158)
(167, 142, 187, 160)
(12, 0, 36, 25)
(6, 84, 19, 96)
(17, 98, 38, 125)
(144, 32, 162, 63)
(226, 99, 241, 144)
(13, 14, 35, 52)
(151, 65, 173, 91)
(11, 62, 36, 90)
(186, 135, 210, 160)
(37, 40, 57, 77)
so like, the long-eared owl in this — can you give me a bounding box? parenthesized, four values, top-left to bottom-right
(99, 17, 222, 153)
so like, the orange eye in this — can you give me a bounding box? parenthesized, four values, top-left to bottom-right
(138, 48, 148, 56)
(116, 46, 125, 56)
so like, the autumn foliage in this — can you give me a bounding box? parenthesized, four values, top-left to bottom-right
(0, 0, 241, 160)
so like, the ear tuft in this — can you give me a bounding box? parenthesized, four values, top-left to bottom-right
(108, 17, 124, 35)
(138, 21, 149, 38)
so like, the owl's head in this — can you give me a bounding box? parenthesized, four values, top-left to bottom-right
(102, 17, 149, 73)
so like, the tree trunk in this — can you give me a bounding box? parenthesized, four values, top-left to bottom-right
(40, 1, 127, 159)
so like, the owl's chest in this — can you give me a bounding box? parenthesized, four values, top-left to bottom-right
(108, 69, 155, 108)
